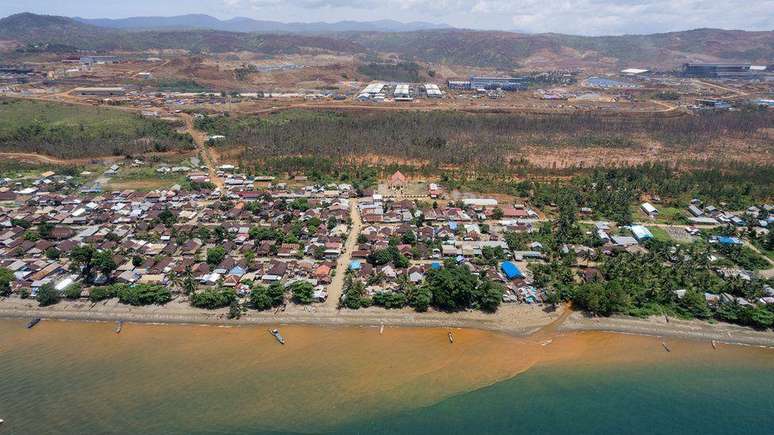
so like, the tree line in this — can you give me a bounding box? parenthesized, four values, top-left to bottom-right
(195, 109, 772, 170)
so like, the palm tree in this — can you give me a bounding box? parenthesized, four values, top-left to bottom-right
(181, 265, 197, 296)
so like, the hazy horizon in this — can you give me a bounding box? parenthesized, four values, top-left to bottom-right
(2, 0, 773, 36)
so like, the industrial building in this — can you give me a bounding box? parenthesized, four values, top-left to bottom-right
(696, 99, 732, 110)
(447, 77, 528, 91)
(80, 56, 120, 65)
(0, 66, 35, 84)
(424, 83, 442, 98)
(394, 83, 412, 101)
(447, 80, 471, 90)
(469, 76, 528, 91)
(682, 63, 752, 78)
(71, 87, 127, 97)
(357, 82, 386, 101)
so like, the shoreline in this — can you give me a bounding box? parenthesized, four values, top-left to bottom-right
(4, 297, 774, 347)
(559, 312, 774, 348)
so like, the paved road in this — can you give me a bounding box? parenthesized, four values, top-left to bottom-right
(324, 198, 361, 309)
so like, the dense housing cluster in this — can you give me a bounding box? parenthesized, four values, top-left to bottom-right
(0, 174, 354, 307)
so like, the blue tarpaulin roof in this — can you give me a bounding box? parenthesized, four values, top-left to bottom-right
(501, 261, 523, 279)
(349, 260, 361, 270)
(431, 262, 442, 270)
(717, 236, 742, 245)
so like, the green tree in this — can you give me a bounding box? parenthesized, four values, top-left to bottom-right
(69, 244, 96, 277)
(424, 263, 478, 311)
(372, 291, 407, 309)
(0, 267, 13, 297)
(679, 289, 711, 319)
(91, 250, 117, 280)
(228, 299, 242, 319)
(89, 285, 119, 302)
(289, 281, 315, 305)
(37, 222, 54, 239)
(63, 283, 83, 300)
(118, 284, 171, 306)
(36, 283, 60, 307)
(206, 246, 226, 266)
(341, 275, 369, 309)
(408, 285, 432, 312)
(476, 280, 504, 313)
(250, 285, 274, 310)
(190, 287, 237, 309)
(45, 247, 60, 260)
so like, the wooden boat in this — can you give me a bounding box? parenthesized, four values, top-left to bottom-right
(269, 328, 285, 345)
(26, 318, 41, 329)
(115, 320, 123, 334)
(662, 341, 671, 352)
(448, 331, 454, 344)
(379, 323, 384, 335)
(712, 340, 718, 350)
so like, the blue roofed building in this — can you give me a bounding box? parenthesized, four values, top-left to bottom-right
(716, 236, 743, 246)
(501, 261, 524, 279)
(349, 260, 361, 271)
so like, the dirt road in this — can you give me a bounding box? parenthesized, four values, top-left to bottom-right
(325, 198, 362, 309)
(180, 113, 224, 188)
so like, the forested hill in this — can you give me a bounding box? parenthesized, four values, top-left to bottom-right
(0, 13, 364, 54)
(1, 13, 772, 69)
(339, 28, 774, 69)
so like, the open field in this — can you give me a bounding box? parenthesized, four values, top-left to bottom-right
(0, 98, 194, 158)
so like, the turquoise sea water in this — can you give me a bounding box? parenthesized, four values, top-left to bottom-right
(1, 319, 773, 435)
(341, 361, 774, 435)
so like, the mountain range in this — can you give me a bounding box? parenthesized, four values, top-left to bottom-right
(1, 13, 772, 69)
(74, 14, 451, 33)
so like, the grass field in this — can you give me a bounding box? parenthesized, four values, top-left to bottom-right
(105, 167, 187, 191)
(0, 98, 193, 158)
(646, 226, 672, 242)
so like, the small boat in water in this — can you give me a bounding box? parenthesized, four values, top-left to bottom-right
(448, 331, 454, 344)
(712, 340, 718, 350)
(662, 341, 671, 352)
(26, 318, 41, 329)
(269, 328, 285, 345)
(379, 323, 384, 335)
(115, 320, 123, 334)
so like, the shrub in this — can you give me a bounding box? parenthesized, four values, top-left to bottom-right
(190, 287, 236, 309)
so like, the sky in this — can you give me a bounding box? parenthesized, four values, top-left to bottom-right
(2, 0, 773, 35)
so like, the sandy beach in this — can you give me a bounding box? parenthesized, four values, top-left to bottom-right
(3, 296, 774, 347)
(0, 296, 561, 335)
(559, 311, 774, 348)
